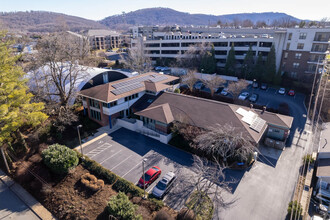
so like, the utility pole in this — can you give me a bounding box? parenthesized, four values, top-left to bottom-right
(77, 125, 84, 158)
(142, 158, 147, 199)
(311, 59, 326, 132)
(307, 57, 321, 120)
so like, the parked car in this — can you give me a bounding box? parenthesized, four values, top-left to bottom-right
(261, 83, 268, 90)
(220, 88, 229, 96)
(288, 89, 295, 96)
(249, 93, 259, 102)
(138, 166, 161, 188)
(278, 88, 286, 95)
(252, 80, 258, 88)
(194, 82, 205, 90)
(216, 86, 224, 93)
(152, 172, 176, 199)
(238, 92, 250, 100)
(155, 66, 162, 71)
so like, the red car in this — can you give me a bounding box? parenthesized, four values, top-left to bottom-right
(138, 166, 161, 188)
(288, 89, 295, 96)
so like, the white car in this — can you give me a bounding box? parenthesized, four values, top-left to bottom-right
(221, 88, 229, 96)
(278, 88, 286, 95)
(152, 172, 176, 199)
(238, 92, 249, 100)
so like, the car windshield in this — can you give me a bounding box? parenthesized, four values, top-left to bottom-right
(143, 173, 151, 181)
(156, 181, 167, 190)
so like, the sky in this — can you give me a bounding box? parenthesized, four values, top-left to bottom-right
(1, 0, 329, 21)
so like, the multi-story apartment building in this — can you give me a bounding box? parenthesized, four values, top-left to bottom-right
(87, 29, 123, 50)
(130, 26, 330, 80)
(280, 28, 330, 80)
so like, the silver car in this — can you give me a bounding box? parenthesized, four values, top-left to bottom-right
(152, 172, 176, 199)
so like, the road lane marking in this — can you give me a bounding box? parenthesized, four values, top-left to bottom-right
(99, 149, 123, 164)
(122, 161, 143, 178)
(110, 155, 133, 170)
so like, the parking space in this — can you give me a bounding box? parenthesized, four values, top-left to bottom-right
(83, 128, 195, 202)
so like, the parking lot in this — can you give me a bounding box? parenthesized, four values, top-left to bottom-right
(82, 128, 195, 208)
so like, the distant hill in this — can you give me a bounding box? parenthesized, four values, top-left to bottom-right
(100, 8, 302, 28)
(0, 11, 107, 33)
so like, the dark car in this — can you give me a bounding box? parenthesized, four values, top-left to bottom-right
(252, 80, 258, 88)
(249, 93, 259, 102)
(261, 83, 268, 90)
(138, 166, 161, 188)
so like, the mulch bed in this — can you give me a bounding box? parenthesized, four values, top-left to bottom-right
(11, 148, 177, 220)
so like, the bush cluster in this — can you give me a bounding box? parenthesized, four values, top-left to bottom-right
(42, 144, 78, 174)
(81, 173, 104, 191)
(107, 192, 142, 220)
(113, 177, 144, 197)
(75, 150, 144, 197)
(82, 156, 117, 184)
(148, 197, 165, 211)
(287, 200, 302, 219)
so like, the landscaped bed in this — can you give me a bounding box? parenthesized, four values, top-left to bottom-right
(10, 143, 178, 219)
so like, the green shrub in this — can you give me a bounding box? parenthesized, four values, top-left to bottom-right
(113, 177, 144, 197)
(107, 192, 142, 220)
(154, 210, 173, 220)
(78, 152, 117, 184)
(186, 191, 213, 220)
(287, 201, 302, 219)
(42, 144, 79, 174)
(303, 154, 315, 164)
(148, 197, 164, 211)
(174, 88, 181, 93)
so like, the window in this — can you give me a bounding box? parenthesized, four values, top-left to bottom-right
(282, 62, 286, 68)
(109, 101, 117, 107)
(288, 33, 292, 40)
(290, 72, 297, 78)
(89, 99, 100, 109)
(102, 103, 107, 107)
(299, 33, 307, 39)
(286, 43, 290, 50)
(90, 109, 101, 121)
(124, 93, 139, 101)
(297, 43, 304, 50)
(293, 62, 300, 69)
(284, 52, 288, 59)
(295, 53, 302, 59)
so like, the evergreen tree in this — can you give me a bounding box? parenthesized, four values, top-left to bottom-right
(264, 45, 276, 83)
(0, 32, 48, 145)
(225, 44, 236, 76)
(242, 45, 255, 79)
(200, 44, 217, 74)
(254, 52, 264, 81)
(273, 69, 282, 85)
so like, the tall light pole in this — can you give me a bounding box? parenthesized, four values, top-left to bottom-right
(307, 57, 321, 120)
(77, 125, 83, 157)
(142, 158, 147, 199)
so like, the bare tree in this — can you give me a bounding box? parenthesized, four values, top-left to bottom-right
(227, 79, 249, 99)
(232, 17, 241, 28)
(27, 32, 90, 130)
(177, 42, 213, 70)
(186, 155, 236, 216)
(122, 38, 152, 74)
(242, 19, 254, 27)
(202, 75, 226, 96)
(193, 124, 256, 166)
(180, 69, 198, 92)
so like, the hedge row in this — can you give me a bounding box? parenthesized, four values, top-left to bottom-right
(75, 150, 144, 197)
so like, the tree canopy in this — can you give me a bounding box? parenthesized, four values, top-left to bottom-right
(0, 32, 48, 145)
(263, 45, 276, 83)
(225, 44, 236, 76)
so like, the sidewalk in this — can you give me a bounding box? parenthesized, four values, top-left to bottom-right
(0, 169, 56, 220)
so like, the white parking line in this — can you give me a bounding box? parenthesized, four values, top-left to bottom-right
(122, 161, 142, 178)
(110, 155, 133, 170)
(99, 149, 123, 164)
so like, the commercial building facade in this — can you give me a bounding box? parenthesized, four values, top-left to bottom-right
(130, 26, 330, 80)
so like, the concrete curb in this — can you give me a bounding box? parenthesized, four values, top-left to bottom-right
(0, 169, 56, 220)
(74, 125, 121, 152)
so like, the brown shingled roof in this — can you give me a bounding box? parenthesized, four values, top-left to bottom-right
(135, 103, 174, 124)
(144, 81, 172, 93)
(78, 72, 178, 103)
(134, 92, 293, 143)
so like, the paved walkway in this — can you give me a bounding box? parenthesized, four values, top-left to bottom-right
(0, 169, 55, 220)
